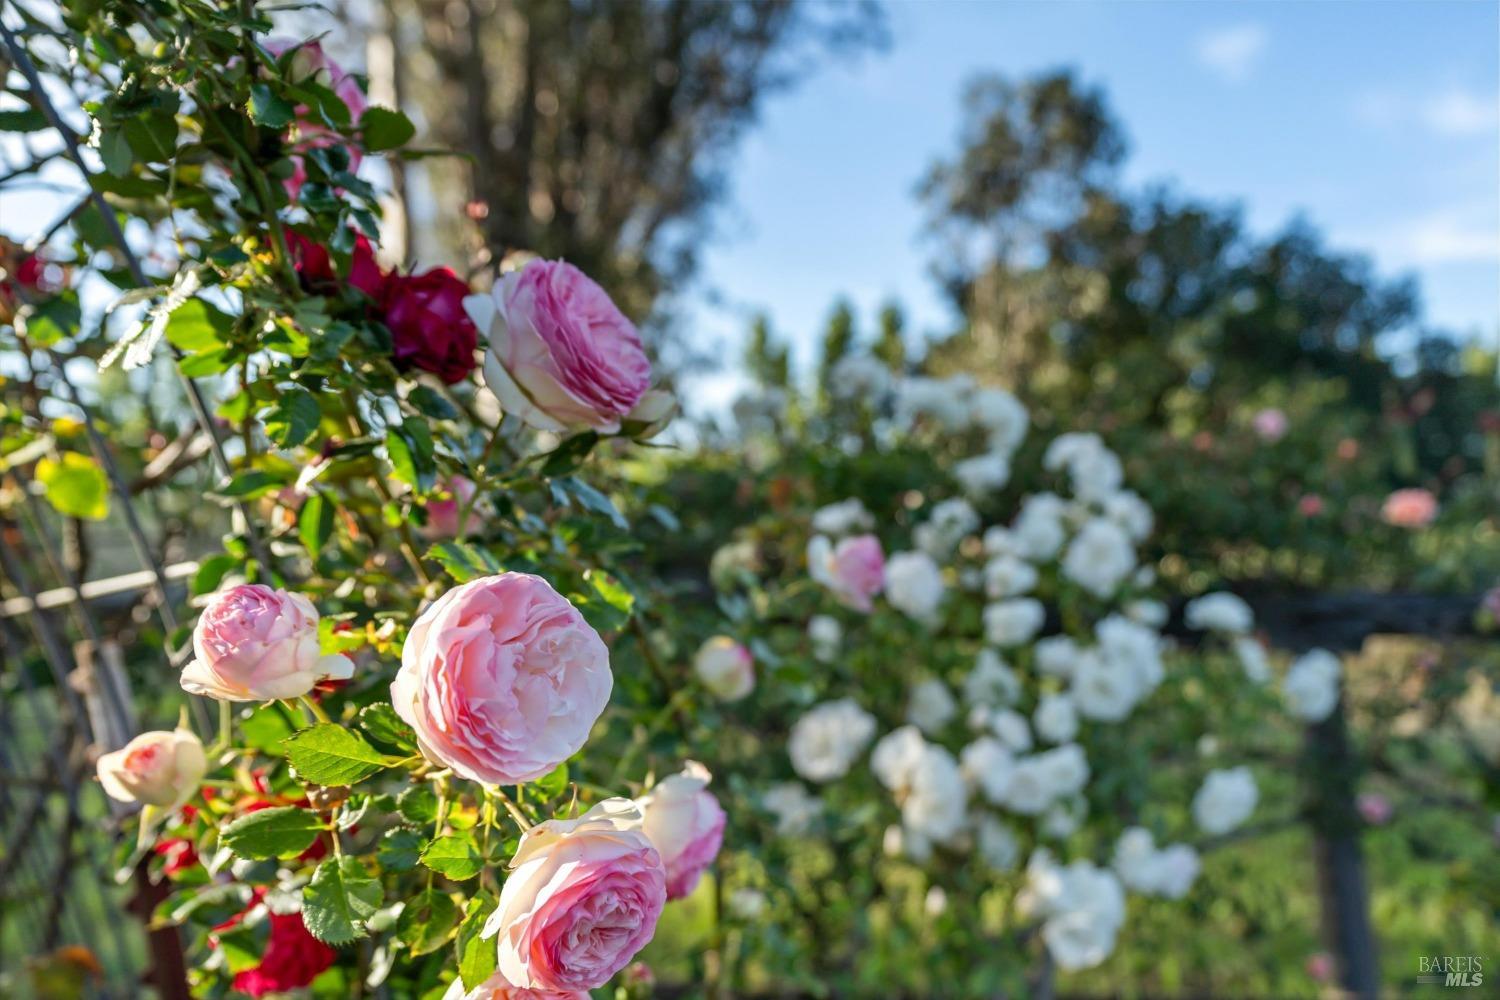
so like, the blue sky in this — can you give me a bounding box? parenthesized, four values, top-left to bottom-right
(682, 0, 1499, 407)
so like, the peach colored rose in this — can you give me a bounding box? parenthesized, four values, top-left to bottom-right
(692, 636, 754, 702)
(424, 475, 482, 539)
(391, 573, 612, 785)
(97, 728, 206, 810)
(635, 761, 726, 900)
(468, 259, 651, 433)
(441, 970, 586, 1000)
(807, 533, 885, 613)
(181, 585, 353, 701)
(1381, 488, 1437, 528)
(482, 799, 666, 992)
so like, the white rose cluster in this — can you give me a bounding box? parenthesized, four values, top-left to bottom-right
(743, 382, 1298, 974)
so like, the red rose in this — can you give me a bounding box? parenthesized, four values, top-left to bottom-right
(383, 267, 478, 384)
(349, 235, 388, 300)
(287, 231, 335, 289)
(154, 837, 200, 875)
(221, 891, 336, 998)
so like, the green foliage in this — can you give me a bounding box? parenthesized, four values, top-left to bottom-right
(219, 806, 323, 860)
(282, 725, 391, 786)
(303, 857, 384, 945)
(35, 452, 109, 520)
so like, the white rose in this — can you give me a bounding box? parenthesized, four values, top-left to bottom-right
(983, 554, 1038, 599)
(1012, 493, 1068, 561)
(1061, 517, 1136, 598)
(990, 708, 1034, 753)
(1184, 592, 1254, 634)
(964, 648, 1021, 707)
(1033, 693, 1079, 744)
(761, 782, 820, 837)
(1035, 743, 1090, 796)
(900, 744, 968, 846)
(914, 498, 980, 558)
(1283, 648, 1341, 721)
(955, 452, 1012, 497)
(1040, 795, 1086, 839)
(1022, 854, 1126, 972)
(1096, 614, 1165, 695)
(983, 598, 1045, 647)
(811, 497, 874, 536)
(1192, 766, 1258, 835)
(884, 551, 946, 624)
(1070, 648, 1141, 722)
(1234, 637, 1271, 684)
(1000, 756, 1054, 815)
(788, 699, 876, 782)
(976, 814, 1021, 870)
(1034, 635, 1082, 679)
(1101, 489, 1154, 541)
(807, 614, 842, 663)
(726, 887, 767, 919)
(959, 736, 1015, 803)
(829, 355, 892, 403)
(969, 387, 1028, 454)
(693, 636, 754, 701)
(1126, 599, 1169, 628)
(871, 725, 928, 792)
(907, 678, 958, 734)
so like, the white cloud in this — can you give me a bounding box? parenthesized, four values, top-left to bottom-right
(1195, 24, 1268, 83)
(1353, 209, 1500, 268)
(1421, 89, 1500, 136)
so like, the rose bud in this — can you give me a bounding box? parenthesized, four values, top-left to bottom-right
(467, 259, 651, 433)
(422, 475, 482, 540)
(635, 761, 726, 900)
(692, 636, 754, 702)
(263, 38, 368, 201)
(348, 234, 387, 300)
(180, 585, 355, 701)
(482, 799, 666, 992)
(96, 728, 207, 810)
(384, 267, 479, 384)
(391, 573, 612, 785)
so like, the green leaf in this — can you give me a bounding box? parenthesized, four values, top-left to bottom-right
(585, 569, 635, 617)
(358, 704, 417, 754)
(396, 886, 459, 955)
(219, 806, 322, 860)
(358, 107, 416, 152)
(98, 128, 133, 176)
(0, 108, 49, 132)
(282, 725, 389, 786)
(192, 553, 240, 596)
(531, 761, 569, 800)
(123, 110, 177, 163)
(240, 703, 297, 754)
(163, 298, 232, 353)
(36, 453, 109, 520)
(397, 785, 438, 826)
(377, 829, 424, 872)
(405, 385, 457, 421)
(265, 389, 321, 449)
(248, 83, 296, 129)
(419, 833, 483, 881)
(19, 294, 81, 346)
(211, 469, 286, 501)
(456, 892, 499, 990)
(426, 541, 501, 583)
(553, 476, 627, 530)
(299, 492, 335, 556)
(302, 857, 383, 945)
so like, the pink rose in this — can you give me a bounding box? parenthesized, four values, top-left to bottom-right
(391, 573, 612, 784)
(1381, 488, 1437, 528)
(482, 799, 666, 992)
(423, 475, 482, 539)
(468, 259, 652, 432)
(263, 39, 367, 200)
(692, 636, 754, 702)
(1356, 792, 1392, 826)
(442, 970, 586, 1000)
(181, 585, 354, 701)
(1251, 408, 1288, 442)
(1306, 952, 1334, 982)
(385, 267, 479, 384)
(97, 728, 206, 810)
(1297, 494, 1324, 518)
(635, 761, 726, 900)
(807, 533, 885, 612)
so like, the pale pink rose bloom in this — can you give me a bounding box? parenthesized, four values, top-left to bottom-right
(1251, 408, 1289, 442)
(692, 636, 754, 701)
(1297, 494, 1324, 517)
(1356, 792, 1392, 826)
(263, 39, 368, 199)
(441, 969, 586, 1000)
(424, 475, 481, 539)
(635, 761, 726, 900)
(392, 573, 612, 785)
(181, 585, 354, 701)
(1306, 952, 1334, 982)
(482, 799, 666, 992)
(807, 533, 885, 612)
(97, 728, 207, 810)
(468, 259, 652, 433)
(1381, 488, 1437, 528)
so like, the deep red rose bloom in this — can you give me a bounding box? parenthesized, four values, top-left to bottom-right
(154, 837, 200, 875)
(15, 254, 45, 289)
(383, 267, 478, 384)
(348, 235, 388, 300)
(229, 906, 336, 998)
(287, 231, 336, 289)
